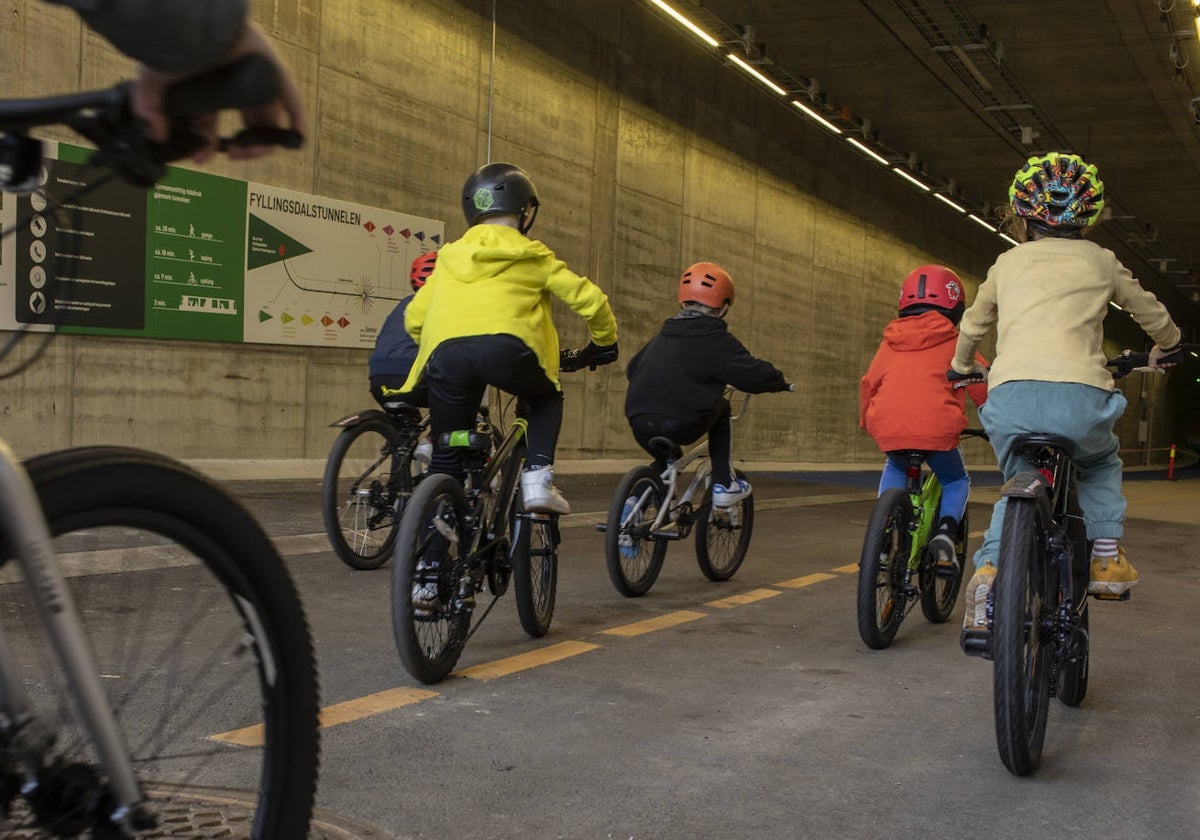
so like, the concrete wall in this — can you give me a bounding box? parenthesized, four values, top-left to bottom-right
(4, 0, 1165, 468)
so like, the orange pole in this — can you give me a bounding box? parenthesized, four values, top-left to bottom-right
(1167, 444, 1177, 481)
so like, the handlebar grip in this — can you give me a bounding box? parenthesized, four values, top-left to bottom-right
(217, 127, 304, 151)
(163, 55, 282, 118)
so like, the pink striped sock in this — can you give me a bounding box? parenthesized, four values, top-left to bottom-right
(1093, 538, 1119, 558)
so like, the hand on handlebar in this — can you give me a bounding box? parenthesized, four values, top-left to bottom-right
(560, 341, 619, 373)
(946, 364, 987, 389)
(1107, 345, 1187, 378)
(133, 22, 304, 163)
(1149, 343, 1186, 370)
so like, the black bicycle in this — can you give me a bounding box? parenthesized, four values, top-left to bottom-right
(960, 347, 1186, 775)
(0, 59, 317, 836)
(391, 345, 614, 684)
(322, 400, 427, 570)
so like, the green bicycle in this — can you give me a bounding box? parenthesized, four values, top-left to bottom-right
(857, 430, 987, 649)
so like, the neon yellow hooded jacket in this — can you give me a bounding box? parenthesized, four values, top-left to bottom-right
(402, 223, 618, 391)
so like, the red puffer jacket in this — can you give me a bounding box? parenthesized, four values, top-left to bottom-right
(859, 311, 988, 452)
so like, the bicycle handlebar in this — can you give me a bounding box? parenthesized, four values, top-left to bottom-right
(1, 55, 304, 190)
(1106, 346, 1188, 379)
(560, 342, 619, 373)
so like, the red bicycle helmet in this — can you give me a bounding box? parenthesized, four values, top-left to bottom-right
(898, 264, 964, 323)
(678, 262, 734, 309)
(410, 251, 437, 291)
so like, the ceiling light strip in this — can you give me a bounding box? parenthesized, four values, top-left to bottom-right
(726, 54, 788, 96)
(790, 99, 842, 134)
(933, 193, 965, 213)
(846, 137, 889, 166)
(647, 0, 719, 48)
(999, 233, 1020, 246)
(968, 214, 997, 232)
(891, 167, 930, 191)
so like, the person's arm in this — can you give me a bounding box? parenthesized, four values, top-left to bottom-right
(48, 1, 304, 159)
(1111, 259, 1183, 353)
(404, 282, 430, 344)
(718, 335, 788, 394)
(859, 349, 884, 428)
(544, 258, 618, 347)
(951, 272, 997, 374)
(965, 351, 989, 407)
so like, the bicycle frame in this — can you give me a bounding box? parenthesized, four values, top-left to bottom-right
(901, 455, 943, 575)
(0, 440, 147, 828)
(463, 416, 528, 562)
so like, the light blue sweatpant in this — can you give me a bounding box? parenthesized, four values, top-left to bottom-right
(973, 381, 1127, 570)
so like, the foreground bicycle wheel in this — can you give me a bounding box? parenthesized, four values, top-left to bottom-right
(920, 507, 968, 623)
(604, 466, 669, 597)
(512, 509, 559, 638)
(392, 474, 471, 685)
(695, 469, 755, 582)
(322, 419, 414, 570)
(857, 488, 911, 649)
(993, 497, 1055, 775)
(8, 446, 318, 838)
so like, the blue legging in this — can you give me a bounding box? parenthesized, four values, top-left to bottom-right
(878, 448, 970, 526)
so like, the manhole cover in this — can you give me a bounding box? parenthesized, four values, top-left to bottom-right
(0, 785, 396, 839)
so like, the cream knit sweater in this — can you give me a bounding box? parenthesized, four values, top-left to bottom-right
(951, 237, 1181, 391)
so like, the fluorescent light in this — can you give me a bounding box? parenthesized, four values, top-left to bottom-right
(647, 0, 719, 47)
(891, 167, 930, 191)
(934, 193, 965, 213)
(999, 233, 1020, 246)
(1109, 301, 1124, 311)
(968, 214, 997, 232)
(951, 45, 993, 92)
(790, 99, 842, 134)
(1195, 12, 1200, 40)
(726, 54, 787, 96)
(846, 137, 889, 166)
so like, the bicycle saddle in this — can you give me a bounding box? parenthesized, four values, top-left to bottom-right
(1012, 434, 1075, 459)
(647, 436, 683, 463)
(382, 401, 422, 422)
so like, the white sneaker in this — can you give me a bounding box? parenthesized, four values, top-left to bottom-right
(520, 466, 570, 515)
(413, 438, 433, 467)
(712, 477, 752, 507)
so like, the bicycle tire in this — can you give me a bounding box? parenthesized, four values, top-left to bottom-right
(391, 474, 471, 685)
(321, 418, 415, 570)
(856, 488, 911, 649)
(604, 466, 669, 597)
(1057, 603, 1090, 707)
(11, 446, 318, 838)
(512, 506, 559, 638)
(993, 496, 1054, 776)
(694, 469, 755, 582)
(920, 506, 968, 623)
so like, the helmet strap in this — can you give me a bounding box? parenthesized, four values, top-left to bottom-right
(518, 203, 538, 235)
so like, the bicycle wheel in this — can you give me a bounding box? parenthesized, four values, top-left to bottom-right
(920, 506, 968, 623)
(391, 474, 471, 685)
(512, 507, 559, 638)
(993, 497, 1055, 776)
(604, 466, 669, 597)
(1057, 603, 1090, 707)
(856, 488, 911, 649)
(6, 446, 318, 838)
(321, 418, 414, 570)
(695, 469, 755, 582)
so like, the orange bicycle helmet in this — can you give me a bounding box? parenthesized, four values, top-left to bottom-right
(898, 264, 964, 324)
(410, 251, 437, 291)
(678, 262, 734, 309)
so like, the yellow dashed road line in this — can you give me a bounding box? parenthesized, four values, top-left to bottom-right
(831, 563, 859, 574)
(601, 610, 708, 637)
(457, 640, 601, 681)
(705, 588, 783, 608)
(777, 572, 840, 588)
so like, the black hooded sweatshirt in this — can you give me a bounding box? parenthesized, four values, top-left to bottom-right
(624, 313, 788, 424)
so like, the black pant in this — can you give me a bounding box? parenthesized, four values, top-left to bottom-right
(629, 396, 733, 486)
(424, 336, 563, 476)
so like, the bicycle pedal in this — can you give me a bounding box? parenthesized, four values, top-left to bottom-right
(595, 523, 607, 533)
(1091, 590, 1131, 602)
(650, 529, 682, 540)
(959, 628, 993, 660)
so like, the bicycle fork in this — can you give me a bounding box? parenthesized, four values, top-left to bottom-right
(0, 442, 150, 831)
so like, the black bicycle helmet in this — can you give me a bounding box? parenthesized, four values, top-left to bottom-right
(461, 162, 539, 234)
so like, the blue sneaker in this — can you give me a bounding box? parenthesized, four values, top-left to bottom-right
(712, 478, 751, 507)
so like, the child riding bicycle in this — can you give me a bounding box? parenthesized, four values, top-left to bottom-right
(950, 151, 1183, 636)
(369, 251, 436, 408)
(860, 264, 988, 573)
(624, 262, 791, 507)
(400, 162, 618, 516)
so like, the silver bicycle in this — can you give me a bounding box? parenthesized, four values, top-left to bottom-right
(0, 58, 317, 837)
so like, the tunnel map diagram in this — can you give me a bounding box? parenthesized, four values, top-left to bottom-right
(0, 142, 442, 349)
